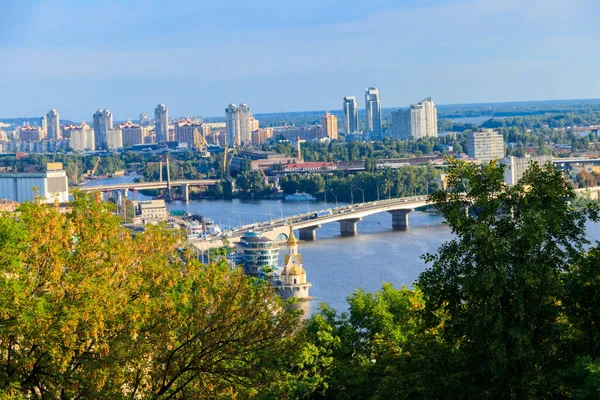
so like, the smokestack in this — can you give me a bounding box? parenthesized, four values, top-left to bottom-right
(296, 136, 301, 159)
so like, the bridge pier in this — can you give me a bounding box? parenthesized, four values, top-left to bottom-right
(339, 218, 362, 237)
(182, 184, 190, 203)
(390, 209, 412, 231)
(299, 225, 320, 241)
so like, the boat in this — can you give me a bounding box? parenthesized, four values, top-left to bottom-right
(284, 192, 316, 201)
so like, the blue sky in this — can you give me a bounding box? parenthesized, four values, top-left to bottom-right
(0, 0, 599, 121)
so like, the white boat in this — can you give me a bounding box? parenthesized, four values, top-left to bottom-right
(284, 192, 316, 201)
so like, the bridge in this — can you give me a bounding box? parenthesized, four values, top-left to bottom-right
(191, 195, 430, 252)
(78, 179, 219, 202)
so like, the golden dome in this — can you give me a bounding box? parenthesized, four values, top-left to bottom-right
(289, 265, 306, 275)
(287, 221, 299, 245)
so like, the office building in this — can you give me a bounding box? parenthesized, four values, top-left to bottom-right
(467, 129, 505, 162)
(46, 109, 61, 140)
(93, 109, 113, 149)
(154, 104, 169, 143)
(500, 155, 552, 185)
(0, 163, 69, 203)
(119, 120, 145, 148)
(225, 104, 239, 146)
(66, 122, 95, 151)
(391, 97, 438, 139)
(239, 231, 280, 277)
(365, 87, 382, 134)
(322, 112, 338, 139)
(106, 128, 123, 150)
(343, 96, 359, 134)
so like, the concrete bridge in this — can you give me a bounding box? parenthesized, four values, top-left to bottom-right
(191, 195, 430, 252)
(78, 179, 218, 202)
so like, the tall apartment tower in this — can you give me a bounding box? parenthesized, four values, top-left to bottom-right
(93, 109, 113, 149)
(154, 104, 169, 143)
(322, 112, 339, 139)
(365, 87, 382, 135)
(467, 129, 505, 162)
(41, 116, 47, 135)
(139, 112, 150, 127)
(225, 104, 239, 146)
(46, 109, 60, 140)
(237, 103, 252, 144)
(343, 96, 358, 134)
(391, 97, 438, 139)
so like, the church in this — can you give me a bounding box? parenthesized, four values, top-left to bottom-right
(275, 222, 312, 301)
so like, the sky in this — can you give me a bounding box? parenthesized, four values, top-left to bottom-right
(0, 0, 599, 121)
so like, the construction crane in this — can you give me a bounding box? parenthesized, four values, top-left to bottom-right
(86, 156, 101, 179)
(193, 128, 209, 157)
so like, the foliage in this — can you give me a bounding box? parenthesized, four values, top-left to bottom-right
(0, 194, 304, 398)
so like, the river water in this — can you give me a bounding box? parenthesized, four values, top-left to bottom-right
(87, 176, 600, 315)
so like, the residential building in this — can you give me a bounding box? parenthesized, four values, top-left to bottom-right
(238, 103, 252, 144)
(391, 98, 438, 139)
(106, 128, 123, 150)
(41, 116, 47, 134)
(66, 122, 95, 151)
(322, 112, 338, 139)
(365, 87, 382, 135)
(93, 109, 113, 149)
(275, 223, 311, 300)
(119, 120, 145, 148)
(467, 129, 505, 162)
(343, 96, 359, 134)
(500, 155, 553, 185)
(250, 116, 260, 132)
(154, 104, 169, 143)
(174, 118, 203, 147)
(239, 231, 280, 277)
(0, 163, 69, 203)
(19, 124, 44, 142)
(139, 112, 150, 126)
(225, 104, 239, 146)
(46, 109, 61, 140)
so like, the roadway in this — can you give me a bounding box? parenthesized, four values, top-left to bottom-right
(190, 195, 430, 251)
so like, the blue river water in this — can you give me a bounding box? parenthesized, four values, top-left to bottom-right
(87, 176, 600, 315)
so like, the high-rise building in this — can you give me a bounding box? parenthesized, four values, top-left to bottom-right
(41, 116, 47, 134)
(343, 96, 358, 134)
(500, 155, 552, 185)
(225, 104, 239, 146)
(119, 120, 144, 148)
(322, 112, 338, 140)
(238, 103, 252, 144)
(46, 109, 61, 140)
(365, 87, 382, 134)
(19, 124, 44, 142)
(175, 118, 203, 147)
(106, 128, 123, 150)
(154, 104, 169, 143)
(250, 116, 259, 132)
(391, 97, 438, 139)
(93, 109, 113, 149)
(66, 122, 95, 151)
(467, 129, 505, 162)
(139, 112, 150, 127)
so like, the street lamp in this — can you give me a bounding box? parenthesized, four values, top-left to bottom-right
(358, 187, 365, 204)
(330, 189, 338, 208)
(350, 184, 354, 205)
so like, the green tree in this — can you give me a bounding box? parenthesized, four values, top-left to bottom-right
(419, 159, 599, 398)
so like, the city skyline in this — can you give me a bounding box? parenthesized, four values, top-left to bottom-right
(1, 0, 599, 121)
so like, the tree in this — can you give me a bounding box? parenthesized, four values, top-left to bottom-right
(0, 194, 302, 398)
(419, 159, 599, 398)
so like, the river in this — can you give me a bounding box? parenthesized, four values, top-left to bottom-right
(87, 176, 600, 315)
